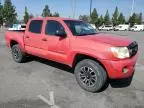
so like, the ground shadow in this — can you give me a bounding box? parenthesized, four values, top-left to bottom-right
(98, 76, 133, 92)
(26, 57, 133, 92)
(109, 76, 133, 88)
(28, 56, 73, 74)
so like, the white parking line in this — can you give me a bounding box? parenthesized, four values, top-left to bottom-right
(38, 92, 60, 108)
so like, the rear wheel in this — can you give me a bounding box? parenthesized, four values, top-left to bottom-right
(11, 44, 26, 63)
(74, 59, 107, 92)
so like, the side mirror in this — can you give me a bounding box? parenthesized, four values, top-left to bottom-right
(55, 30, 67, 38)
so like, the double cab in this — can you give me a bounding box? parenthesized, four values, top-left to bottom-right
(5, 17, 138, 92)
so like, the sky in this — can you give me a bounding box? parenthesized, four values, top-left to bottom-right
(1, 0, 144, 20)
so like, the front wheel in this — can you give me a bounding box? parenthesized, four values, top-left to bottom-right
(11, 44, 26, 63)
(74, 59, 107, 92)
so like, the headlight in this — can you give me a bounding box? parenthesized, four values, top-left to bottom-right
(111, 47, 130, 59)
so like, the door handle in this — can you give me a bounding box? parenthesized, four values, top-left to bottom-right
(42, 38, 47, 41)
(25, 36, 29, 38)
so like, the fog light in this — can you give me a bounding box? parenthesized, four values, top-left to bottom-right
(122, 67, 129, 74)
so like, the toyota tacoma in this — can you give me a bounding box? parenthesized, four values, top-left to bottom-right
(5, 17, 138, 92)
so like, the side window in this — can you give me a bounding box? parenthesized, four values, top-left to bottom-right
(29, 20, 43, 34)
(45, 20, 66, 36)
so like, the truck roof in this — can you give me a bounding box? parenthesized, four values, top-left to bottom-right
(30, 17, 80, 21)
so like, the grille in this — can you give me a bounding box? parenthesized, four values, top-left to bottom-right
(127, 41, 138, 58)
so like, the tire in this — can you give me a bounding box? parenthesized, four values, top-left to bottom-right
(11, 44, 26, 63)
(74, 59, 107, 92)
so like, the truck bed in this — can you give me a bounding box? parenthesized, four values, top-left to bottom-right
(8, 30, 25, 32)
(5, 30, 25, 48)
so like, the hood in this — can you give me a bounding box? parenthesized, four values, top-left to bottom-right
(78, 33, 132, 46)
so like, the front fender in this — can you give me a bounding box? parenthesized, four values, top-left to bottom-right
(67, 47, 110, 67)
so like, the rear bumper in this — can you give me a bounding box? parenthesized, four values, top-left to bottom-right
(102, 53, 138, 79)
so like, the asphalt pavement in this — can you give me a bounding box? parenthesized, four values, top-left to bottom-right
(0, 30, 144, 108)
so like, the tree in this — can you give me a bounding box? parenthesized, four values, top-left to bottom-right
(52, 12, 60, 17)
(118, 13, 125, 24)
(23, 6, 29, 24)
(104, 10, 111, 25)
(112, 7, 119, 26)
(0, 3, 3, 26)
(90, 8, 98, 24)
(137, 13, 142, 24)
(5, 0, 11, 3)
(96, 15, 104, 27)
(129, 13, 138, 27)
(79, 15, 89, 22)
(42, 5, 51, 17)
(3, 0, 17, 25)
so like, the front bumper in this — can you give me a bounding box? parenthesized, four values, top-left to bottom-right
(102, 53, 138, 79)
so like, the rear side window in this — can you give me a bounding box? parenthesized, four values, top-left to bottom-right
(29, 20, 43, 34)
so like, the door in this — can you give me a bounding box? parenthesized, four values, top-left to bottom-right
(42, 20, 69, 63)
(24, 20, 46, 56)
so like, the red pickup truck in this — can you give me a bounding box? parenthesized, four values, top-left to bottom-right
(5, 17, 138, 92)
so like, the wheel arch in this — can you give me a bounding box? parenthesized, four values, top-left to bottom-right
(72, 53, 107, 74)
(10, 40, 18, 48)
(10, 39, 25, 53)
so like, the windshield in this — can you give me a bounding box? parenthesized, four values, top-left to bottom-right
(64, 20, 97, 36)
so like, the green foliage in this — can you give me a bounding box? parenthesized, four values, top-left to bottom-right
(5, 0, 11, 3)
(79, 15, 89, 22)
(23, 6, 29, 24)
(1, 1, 143, 28)
(3, 0, 17, 25)
(104, 10, 111, 25)
(118, 13, 125, 24)
(100, 15, 104, 25)
(129, 13, 138, 27)
(0, 3, 3, 26)
(137, 13, 142, 24)
(90, 8, 98, 24)
(42, 5, 51, 17)
(52, 12, 60, 17)
(112, 7, 119, 26)
(96, 15, 104, 27)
